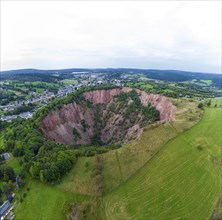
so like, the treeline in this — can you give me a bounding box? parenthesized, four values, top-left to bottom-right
(1, 115, 121, 183)
(0, 91, 17, 105)
(29, 146, 74, 183)
(0, 166, 16, 182)
(0, 86, 122, 184)
(0, 121, 9, 132)
(33, 84, 119, 123)
(0, 73, 61, 83)
(130, 82, 215, 99)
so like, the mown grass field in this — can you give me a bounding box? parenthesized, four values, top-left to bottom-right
(211, 97, 222, 108)
(104, 107, 222, 219)
(14, 180, 91, 220)
(127, 82, 154, 90)
(61, 79, 78, 85)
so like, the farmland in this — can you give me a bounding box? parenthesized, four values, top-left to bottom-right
(61, 79, 78, 85)
(104, 107, 222, 220)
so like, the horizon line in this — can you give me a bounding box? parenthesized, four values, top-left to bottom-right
(0, 67, 221, 75)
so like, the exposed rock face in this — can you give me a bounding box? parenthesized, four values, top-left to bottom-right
(82, 88, 176, 121)
(40, 87, 176, 145)
(138, 90, 176, 121)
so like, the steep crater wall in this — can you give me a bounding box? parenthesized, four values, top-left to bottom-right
(40, 87, 176, 145)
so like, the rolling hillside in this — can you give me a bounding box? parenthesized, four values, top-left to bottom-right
(104, 107, 222, 219)
(13, 101, 221, 219)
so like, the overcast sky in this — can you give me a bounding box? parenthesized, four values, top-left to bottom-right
(1, 1, 221, 73)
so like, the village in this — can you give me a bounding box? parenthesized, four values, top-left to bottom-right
(0, 72, 124, 122)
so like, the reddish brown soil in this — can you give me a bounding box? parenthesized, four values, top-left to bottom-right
(40, 87, 176, 145)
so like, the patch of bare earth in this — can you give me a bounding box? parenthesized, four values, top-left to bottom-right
(40, 88, 176, 145)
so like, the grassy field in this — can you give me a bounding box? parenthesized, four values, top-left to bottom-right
(5, 155, 22, 175)
(61, 79, 78, 85)
(14, 180, 91, 220)
(29, 81, 58, 87)
(58, 157, 96, 195)
(126, 82, 154, 90)
(211, 97, 222, 108)
(201, 79, 212, 85)
(35, 88, 45, 93)
(104, 107, 222, 219)
(101, 99, 201, 193)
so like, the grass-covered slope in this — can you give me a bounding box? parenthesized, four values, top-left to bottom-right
(14, 180, 91, 220)
(59, 99, 202, 196)
(104, 107, 222, 219)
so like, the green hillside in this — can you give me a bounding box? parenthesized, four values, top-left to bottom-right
(13, 101, 221, 219)
(104, 107, 222, 219)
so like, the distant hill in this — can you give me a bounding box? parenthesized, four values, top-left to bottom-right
(0, 68, 221, 87)
(0, 68, 92, 75)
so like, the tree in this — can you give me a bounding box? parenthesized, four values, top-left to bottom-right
(18, 170, 26, 179)
(73, 128, 81, 140)
(198, 103, 204, 109)
(207, 99, 211, 106)
(0, 166, 16, 182)
(29, 162, 40, 179)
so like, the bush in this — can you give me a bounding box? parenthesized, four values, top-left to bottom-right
(207, 100, 211, 106)
(198, 103, 204, 109)
(73, 128, 81, 139)
(197, 145, 203, 151)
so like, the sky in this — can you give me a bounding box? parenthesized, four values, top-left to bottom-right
(1, 1, 221, 73)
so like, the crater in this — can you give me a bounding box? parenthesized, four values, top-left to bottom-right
(40, 87, 176, 145)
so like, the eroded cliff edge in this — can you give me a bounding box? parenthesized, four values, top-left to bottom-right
(40, 87, 176, 145)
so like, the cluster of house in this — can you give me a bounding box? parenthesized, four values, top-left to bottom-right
(57, 84, 77, 97)
(0, 90, 55, 112)
(57, 75, 124, 97)
(0, 112, 33, 122)
(0, 196, 15, 220)
(0, 73, 126, 122)
(0, 101, 23, 112)
(0, 200, 14, 220)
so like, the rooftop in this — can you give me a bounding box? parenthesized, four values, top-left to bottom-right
(0, 200, 11, 217)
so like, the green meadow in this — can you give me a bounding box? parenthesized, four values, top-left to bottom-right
(61, 79, 78, 85)
(104, 107, 221, 219)
(14, 180, 91, 220)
